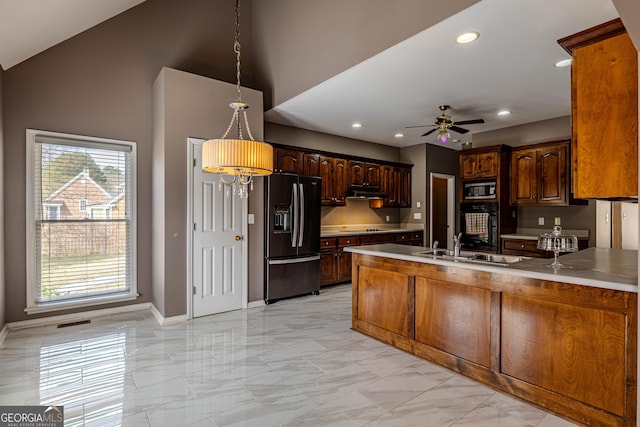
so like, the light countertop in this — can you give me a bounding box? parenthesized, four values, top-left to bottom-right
(501, 228, 589, 241)
(345, 244, 637, 293)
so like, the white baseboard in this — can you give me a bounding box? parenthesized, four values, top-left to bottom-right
(6, 303, 152, 331)
(149, 304, 189, 326)
(0, 323, 8, 347)
(248, 300, 265, 309)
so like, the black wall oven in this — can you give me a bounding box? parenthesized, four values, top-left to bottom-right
(460, 202, 498, 252)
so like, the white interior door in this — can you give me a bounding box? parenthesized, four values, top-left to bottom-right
(192, 142, 244, 317)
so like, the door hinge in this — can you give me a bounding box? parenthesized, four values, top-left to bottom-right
(193, 286, 196, 295)
(193, 158, 197, 167)
(193, 222, 196, 231)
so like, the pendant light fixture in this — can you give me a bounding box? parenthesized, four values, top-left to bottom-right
(436, 125, 451, 143)
(202, 0, 273, 198)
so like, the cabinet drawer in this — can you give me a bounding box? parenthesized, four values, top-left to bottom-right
(359, 234, 394, 245)
(503, 239, 539, 252)
(321, 238, 337, 248)
(338, 236, 359, 247)
(394, 233, 412, 243)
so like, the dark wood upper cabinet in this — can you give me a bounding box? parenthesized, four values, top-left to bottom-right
(303, 153, 320, 177)
(558, 18, 638, 199)
(274, 148, 303, 174)
(319, 156, 347, 206)
(510, 141, 568, 206)
(270, 143, 412, 207)
(460, 152, 498, 179)
(348, 161, 380, 189)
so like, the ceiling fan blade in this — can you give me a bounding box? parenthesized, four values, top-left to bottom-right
(421, 128, 438, 137)
(449, 126, 470, 134)
(405, 125, 433, 129)
(455, 118, 485, 125)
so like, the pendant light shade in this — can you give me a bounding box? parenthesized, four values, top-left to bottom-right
(202, 138, 273, 177)
(201, 0, 273, 197)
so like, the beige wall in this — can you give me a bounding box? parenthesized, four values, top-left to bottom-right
(3, 0, 246, 322)
(613, 0, 640, 49)
(0, 65, 5, 330)
(252, 0, 479, 108)
(321, 199, 400, 226)
(153, 68, 265, 312)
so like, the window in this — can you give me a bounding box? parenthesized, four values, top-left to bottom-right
(26, 130, 137, 313)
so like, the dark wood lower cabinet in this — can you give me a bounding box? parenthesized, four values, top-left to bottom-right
(320, 232, 423, 286)
(351, 253, 637, 427)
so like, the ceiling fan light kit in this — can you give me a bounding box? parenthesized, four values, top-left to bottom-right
(407, 104, 485, 144)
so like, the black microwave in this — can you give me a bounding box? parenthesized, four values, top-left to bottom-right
(463, 181, 496, 200)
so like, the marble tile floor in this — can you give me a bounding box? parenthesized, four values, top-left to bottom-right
(0, 284, 578, 427)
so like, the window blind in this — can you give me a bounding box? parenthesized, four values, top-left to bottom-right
(32, 135, 134, 304)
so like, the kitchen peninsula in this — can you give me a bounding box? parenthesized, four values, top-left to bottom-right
(346, 243, 637, 427)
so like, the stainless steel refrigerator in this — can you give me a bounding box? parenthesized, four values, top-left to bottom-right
(264, 174, 321, 303)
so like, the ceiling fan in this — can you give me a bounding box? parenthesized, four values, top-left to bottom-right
(407, 105, 485, 143)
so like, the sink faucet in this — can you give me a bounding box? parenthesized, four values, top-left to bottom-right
(432, 240, 439, 256)
(453, 233, 462, 257)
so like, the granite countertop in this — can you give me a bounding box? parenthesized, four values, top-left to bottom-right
(501, 228, 589, 241)
(345, 244, 638, 293)
(321, 224, 424, 237)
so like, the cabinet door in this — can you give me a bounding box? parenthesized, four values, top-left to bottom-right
(365, 163, 380, 189)
(510, 149, 537, 205)
(538, 145, 566, 204)
(379, 165, 396, 206)
(348, 161, 366, 188)
(320, 250, 337, 285)
(460, 154, 479, 179)
(337, 249, 352, 282)
(319, 156, 336, 205)
(477, 152, 498, 177)
(275, 148, 303, 174)
(303, 153, 320, 177)
(398, 167, 411, 207)
(333, 158, 347, 205)
(572, 32, 638, 198)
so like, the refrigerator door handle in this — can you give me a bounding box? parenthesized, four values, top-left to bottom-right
(268, 255, 320, 265)
(298, 183, 305, 247)
(291, 183, 299, 248)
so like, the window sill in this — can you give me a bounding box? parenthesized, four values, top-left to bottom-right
(25, 293, 139, 315)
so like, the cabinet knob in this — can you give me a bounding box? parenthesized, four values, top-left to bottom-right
(521, 244, 525, 248)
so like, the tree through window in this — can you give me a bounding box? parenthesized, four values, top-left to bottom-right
(26, 130, 137, 311)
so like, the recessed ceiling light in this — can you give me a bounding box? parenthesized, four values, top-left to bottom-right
(497, 110, 511, 116)
(554, 58, 572, 68)
(352, 123, 362, 128)
(456, 31, 479, 44)
(394, 133, 404, 138)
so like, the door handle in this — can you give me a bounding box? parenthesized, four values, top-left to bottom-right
(235, 235, 242, 241)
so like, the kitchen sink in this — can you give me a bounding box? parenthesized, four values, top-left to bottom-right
(413, 250, 527, 266)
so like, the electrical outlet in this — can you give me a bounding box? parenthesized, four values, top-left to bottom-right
(385, 215, 390, 222)
(413, 212, 422, 220)
(416, 201, 421, 208)
(538, 217, 544, 226)
(554, 217, 561, 226)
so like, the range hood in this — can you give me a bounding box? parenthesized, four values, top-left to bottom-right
(346, 189, 388, 199)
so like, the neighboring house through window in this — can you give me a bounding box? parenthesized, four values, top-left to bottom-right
(26, 129, 137, 313)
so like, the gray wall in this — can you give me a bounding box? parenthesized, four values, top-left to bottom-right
(152, 68, 264, 313)
(399, 144, 427, 227)
(3, 0, 248, 322)
(0, 65, 4, 330)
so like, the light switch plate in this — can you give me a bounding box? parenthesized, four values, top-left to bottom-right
(538, 217, 544, 226)
(248, 213, 255, 224)
(413, 212, 422, 220)
(554, 217, 561, 226)
(416, 201, 421, 208)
